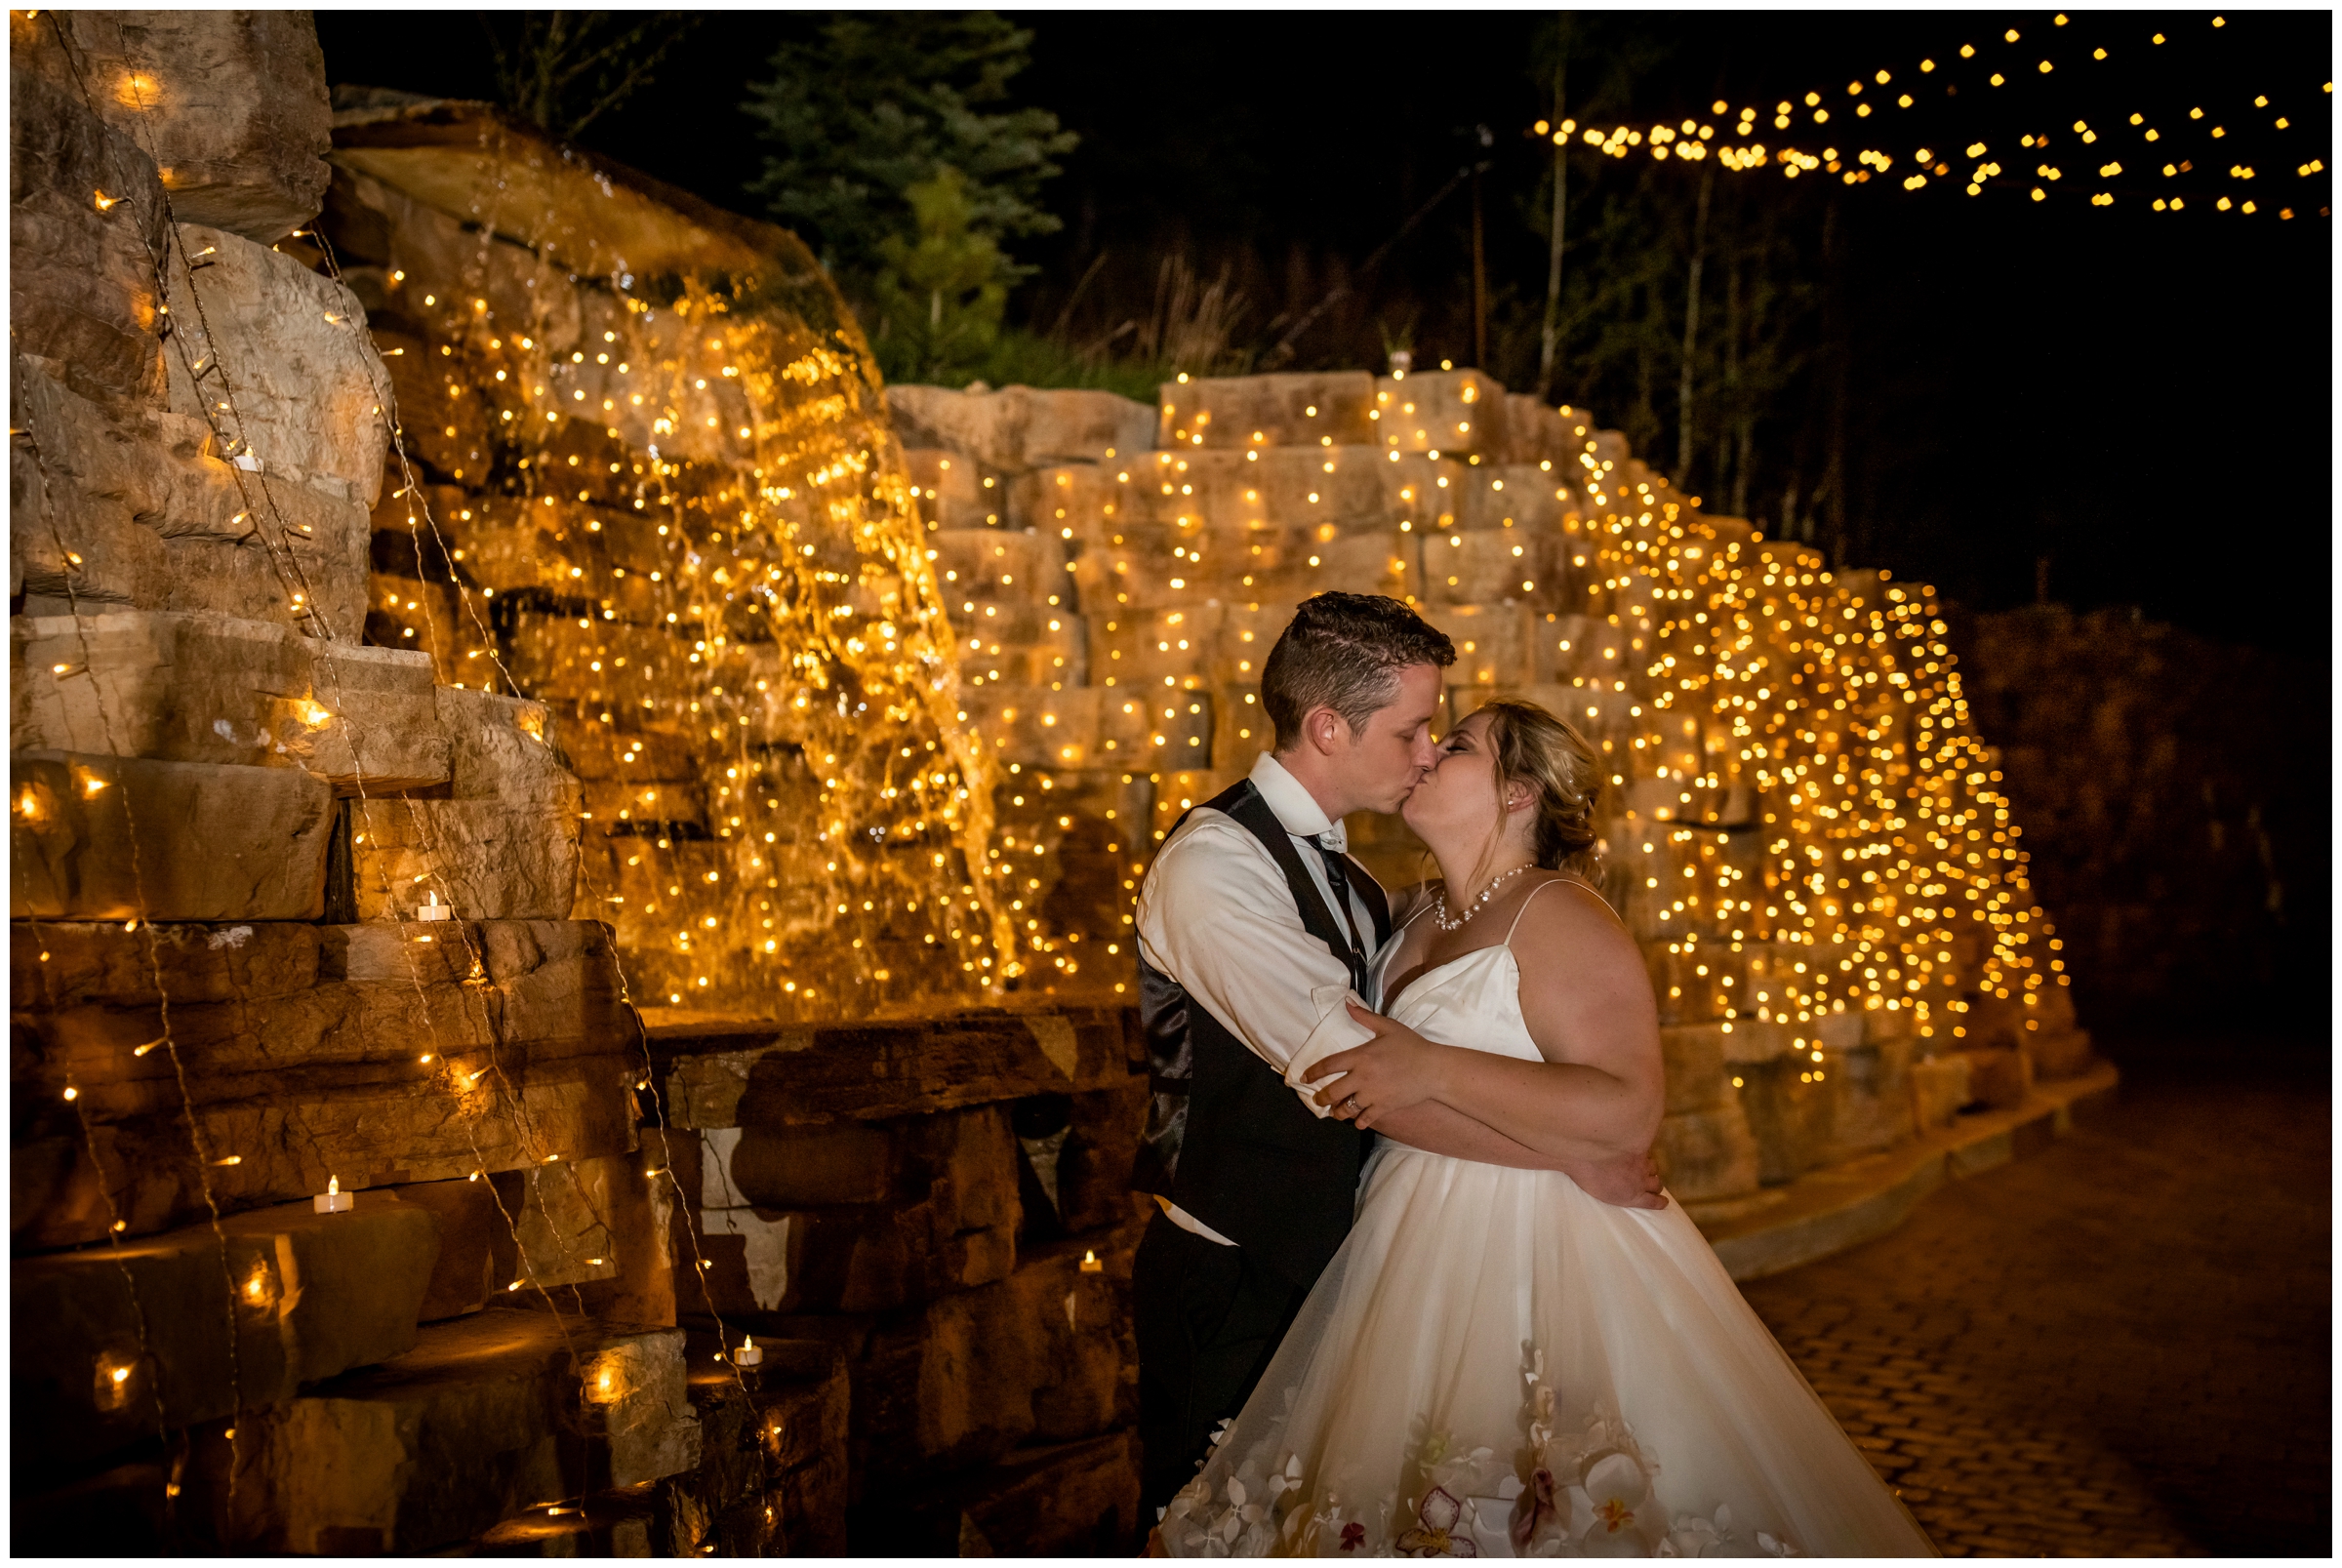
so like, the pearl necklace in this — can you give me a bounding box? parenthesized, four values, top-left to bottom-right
(1432, 864, 1537, 932)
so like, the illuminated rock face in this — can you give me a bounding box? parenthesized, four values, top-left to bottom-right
(9, 18, 852, 1556)
(894, 368, 2090, 1204)
(10, 12, 2089, 1555)
(12, 10, 332, 245)
(320, 96, 1027, 1023)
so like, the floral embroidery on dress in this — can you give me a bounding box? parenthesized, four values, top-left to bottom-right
(1395, 1487, 1476, 1556)
(1158, 1347, 1803, 1557)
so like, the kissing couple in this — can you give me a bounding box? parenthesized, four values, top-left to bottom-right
(1134, 593, 1933, 1557)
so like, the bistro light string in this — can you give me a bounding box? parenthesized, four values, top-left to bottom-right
(1532, 12, 2330, 218)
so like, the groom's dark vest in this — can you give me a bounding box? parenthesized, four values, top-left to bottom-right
(1134, 779, 1392, 1289)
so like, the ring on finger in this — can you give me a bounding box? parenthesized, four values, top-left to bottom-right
(1340, 1095, 1361, 1115)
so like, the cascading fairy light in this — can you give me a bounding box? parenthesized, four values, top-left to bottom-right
(352, 113, 1022, 1020)
(1555, 437, 2065, 1064)
(15, 31, 804, 1538)
(18, 29, 725, 1510)
(302, 195, 780, 1419)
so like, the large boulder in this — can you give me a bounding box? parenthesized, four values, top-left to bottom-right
(11, 355, 372, 629)
(12, 1195, 442, 1476)
(10, 750, 335, 921)
(20, 11, 332, 244)
(8, 66, 169, 415)
(161, 223, 390, 502)
(13, 611, 445, 792)
(886, 383, 1154, 473)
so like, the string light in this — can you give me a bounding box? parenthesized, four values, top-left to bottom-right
(391, 257, 1026, 1016)
(1521, 12, 2327, 217)
(1027, 388, 2068, 1049)
(310, 113, 1034, 1407)
(11, 20, 689, 1484)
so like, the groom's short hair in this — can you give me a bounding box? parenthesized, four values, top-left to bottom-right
(1262, 592, 1455, 752)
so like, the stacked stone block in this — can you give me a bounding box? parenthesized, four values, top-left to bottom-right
(891, 367, 2092, 1220)
(1951, 603, 2316, 1030)
(10, 13, 2096, 1555)
(648, 1008, 1149, 1552)
(8, 13, 844, 1555)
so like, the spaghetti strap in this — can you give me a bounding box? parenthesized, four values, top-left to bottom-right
(1501, 877, 1559, 945)
(1397, 883, 1445, 936)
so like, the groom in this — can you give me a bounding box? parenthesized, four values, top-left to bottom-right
(1130, 592, 1666, 1518)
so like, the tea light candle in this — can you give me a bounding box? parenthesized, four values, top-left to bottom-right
(1079, 1250, 1103, 1273)
(417, 891, 454, 922)
(732, 1337, 763, 1367)
(313, 1175, 353, 1214)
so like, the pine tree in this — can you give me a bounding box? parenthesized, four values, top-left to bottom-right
(741, 12, 1075, 293)
(869, 166, 1010, 381)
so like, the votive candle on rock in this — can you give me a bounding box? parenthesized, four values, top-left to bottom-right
(314, 1175, 354, 1214)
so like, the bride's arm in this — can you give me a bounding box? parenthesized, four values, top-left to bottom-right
(1369, 1102, 1662, 1208)
(1306, 882, 1664, 1163)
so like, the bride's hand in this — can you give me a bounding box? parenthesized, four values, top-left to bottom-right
(1304, 1002, 1450, 1129)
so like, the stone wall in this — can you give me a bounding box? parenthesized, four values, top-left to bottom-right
(7, 14, 853, 1555)
(13, 12, 2116, 1556)
(646, 1008, 1150, 1552)
(1949, 604, 2322, 1034)
(889, 367, 2097, 1210)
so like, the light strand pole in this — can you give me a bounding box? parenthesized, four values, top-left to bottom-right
(1675, 165, 1713, 488)
(1537, 37, 1568, 400)
(1470, 123, 1493, 368)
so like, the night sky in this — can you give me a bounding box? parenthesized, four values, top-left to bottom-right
(315, 11, 2332, 656)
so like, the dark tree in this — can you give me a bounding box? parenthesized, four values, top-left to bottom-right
(482, 10, 699, 141)
(742, 12, 1075, 290)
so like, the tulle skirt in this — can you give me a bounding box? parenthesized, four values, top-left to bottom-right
(1160, 1144, 1937, 1557)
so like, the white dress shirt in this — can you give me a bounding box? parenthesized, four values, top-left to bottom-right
(1135, 750, 1384, 1246)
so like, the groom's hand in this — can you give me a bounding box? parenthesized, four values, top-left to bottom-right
(1567, 1146, 1668, 1210)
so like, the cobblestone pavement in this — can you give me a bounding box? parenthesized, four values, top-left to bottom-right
(1739, 1066, 2330, 1556)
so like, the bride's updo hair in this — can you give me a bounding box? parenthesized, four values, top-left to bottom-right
(1474, 698, 1603, 878)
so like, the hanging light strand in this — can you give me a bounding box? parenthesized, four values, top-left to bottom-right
(1525, 13, 2330, 218)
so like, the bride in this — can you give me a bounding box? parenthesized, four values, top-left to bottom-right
(1157, 699, 1935, 1557)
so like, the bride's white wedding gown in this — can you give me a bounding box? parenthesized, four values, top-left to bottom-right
(1159, 907, 1937, 1558)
